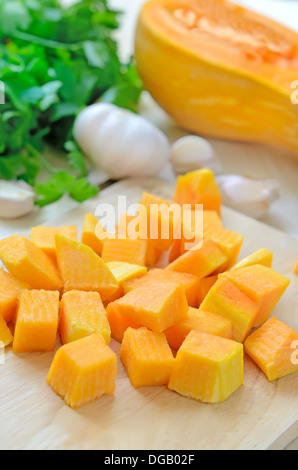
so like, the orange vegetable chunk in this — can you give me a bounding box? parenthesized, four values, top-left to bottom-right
(203, 225, 244, 271)
(168, 330, 243, 403)
(106, 303, 141, 343)
(13, 290, 60, 353)
(165, 307, 232, 351)
(167, 238, 227, 280)
(173, 169, 222, 214)
(0, 315, 13, 346)
(0, 269, 31, 323)
(81, 213, 106, 256)
(229, 248, 273, 271)
(30, 225, 78, 261)
(122, 268, 200, 308)
(109, 282, 188, 333)
(244, 317, 298, 381)
(59, 291, 111, 345)
(201, 277, 259, 343)
(102, 237, 147, 267)
(105, 261, 147, 304)
(47, 334, 117, 409)
(293, 258, 298, 275)
(222, 265, 290, 327)
(119, 327, 175, 387)
(0, 235, 62, 291)
(55, 235, 118, 301)
(197, 275, 218, 305)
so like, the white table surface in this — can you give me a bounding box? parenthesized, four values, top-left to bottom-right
(0, 0, 298, 450)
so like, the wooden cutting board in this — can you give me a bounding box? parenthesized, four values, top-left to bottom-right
(0, 178, 297, 451)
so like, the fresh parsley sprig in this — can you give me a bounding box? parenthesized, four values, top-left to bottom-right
(0, 0, 143, 207)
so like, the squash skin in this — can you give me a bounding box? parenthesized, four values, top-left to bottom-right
(135, 0, 298, 156)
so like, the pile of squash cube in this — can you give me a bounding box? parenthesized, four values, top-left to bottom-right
(0, 169, 297, 409)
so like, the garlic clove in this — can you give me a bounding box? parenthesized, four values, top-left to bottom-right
(0, 180, 36, 219)
(216, 174, 279, 219)
(170, 136, 223, 175)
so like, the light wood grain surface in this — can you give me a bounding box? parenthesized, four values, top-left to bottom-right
(0, 179, 298, 451)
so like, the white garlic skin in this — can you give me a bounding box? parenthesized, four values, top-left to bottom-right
(216, 174, 279, 219)
(0, 180, 35, 219)
(73, 103, 170, 179)
(170, 135, 222, 175)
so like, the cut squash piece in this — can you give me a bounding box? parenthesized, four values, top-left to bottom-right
(167, 239, 227, 280)
(197, 275, 218, 305)
(135, 0, 298, 155)
(165, 307, 233, 351)
(293, 259, 298, 275)
(106, 303, 141, 343)
(47, 334, 117, 409)
(0, 235, 62, 291)
(0, 314, 13, 346)
(105, 261, 147, 304)
(201, 277, 259, 343)
(229, 248, 273, 271)
(120, 327, 175, 387)
(30, 225, 78, 261)
(81, 213, 106, 256)
(172, 169, 222, 214)
(109, 282, 188, 333)
(102, 238, 147, 267)
(55, 235, 119, 301)
(13, 290, 60, 353)
(169, 209, 222, 262)
(59, 291, 111, 345)
(168, 330, 243, 403)
(0, 269, 31, 324)
(245, 317, 298, 381)
(122, 268, 200, 308)
(222, 265, 290, 327)
(203, 224, 244, 271)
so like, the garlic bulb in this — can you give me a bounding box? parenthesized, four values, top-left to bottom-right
(170, 135, 222, 175)
(216, 175, 279, 219)
(73, 103, 170, 179)
(0, 180, 35, 219)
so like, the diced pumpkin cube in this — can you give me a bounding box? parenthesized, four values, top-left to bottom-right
(122, 268, 200, 308)
(116, 214, 163, 267)
(119, 327, 175, 387)
(173, 169, 222, 214)
(105, 261, 147, 303)
(102, 237, 147, 266)
(81, 213, 106, 256)
(59, 291, 111, 345)
(55, 235, 118, 301)
(203, 225, 244, 271)
(169, 209, 222, 262)
(168, 330, 243, 403)
(222, 265, 290, 327)
(30, 225, 78, 261)
(0, 269, 31, 324)
(139, 192, 171, 209)
(229, 248, 273, 271)
(106, 303, 141, 343)
(47, 334, 117, 409)
(0, 315, 13, 346)
(293, 258, 298, 275)
(201, 277, 259, 343)
(110, 282, 188, 333)
(165, 307, 233, 351)
(13, 290, 60, 353)
(0, 235, 62, 291)
(167, 239, 227, 280)
(244, 317, 298, 381)
(197, 275, 218, 305)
